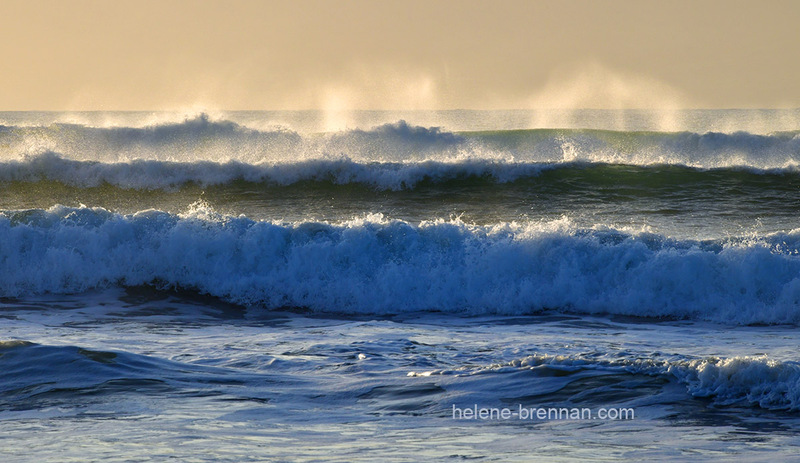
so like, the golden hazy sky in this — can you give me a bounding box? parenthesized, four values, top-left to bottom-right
(2, 0, 799, 110)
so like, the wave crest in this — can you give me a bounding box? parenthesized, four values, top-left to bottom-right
(2, 117, 800, 169)
(1, 151, 799, 191)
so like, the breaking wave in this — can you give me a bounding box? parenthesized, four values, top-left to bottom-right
(1, 205, 800, 324)
(1, 115, 799, 166)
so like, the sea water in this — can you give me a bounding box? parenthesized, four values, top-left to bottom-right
(1, 110, 799, 461)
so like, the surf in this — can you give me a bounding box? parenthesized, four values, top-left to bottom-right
(2, 205, 799, 324)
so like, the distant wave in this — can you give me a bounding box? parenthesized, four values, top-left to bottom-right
(1, 151, 799, 191)
(0, 117, 466, 163)
(2, 116, 800, 169)
(2, 205, 800, 325)
(0, 114, 305, 163)
(0, 151, 545, 190)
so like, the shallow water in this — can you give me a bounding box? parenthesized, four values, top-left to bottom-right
(1, 289, 799, 461)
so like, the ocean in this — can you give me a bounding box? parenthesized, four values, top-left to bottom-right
(1, 109, 799, 461)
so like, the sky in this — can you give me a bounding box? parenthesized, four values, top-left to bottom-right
(2, 0, 799, 110)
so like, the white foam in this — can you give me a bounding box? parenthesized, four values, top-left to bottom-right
(466, 353, 800, 411)
(0, 152, 559, 190)
(2, 206, 800, 325)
